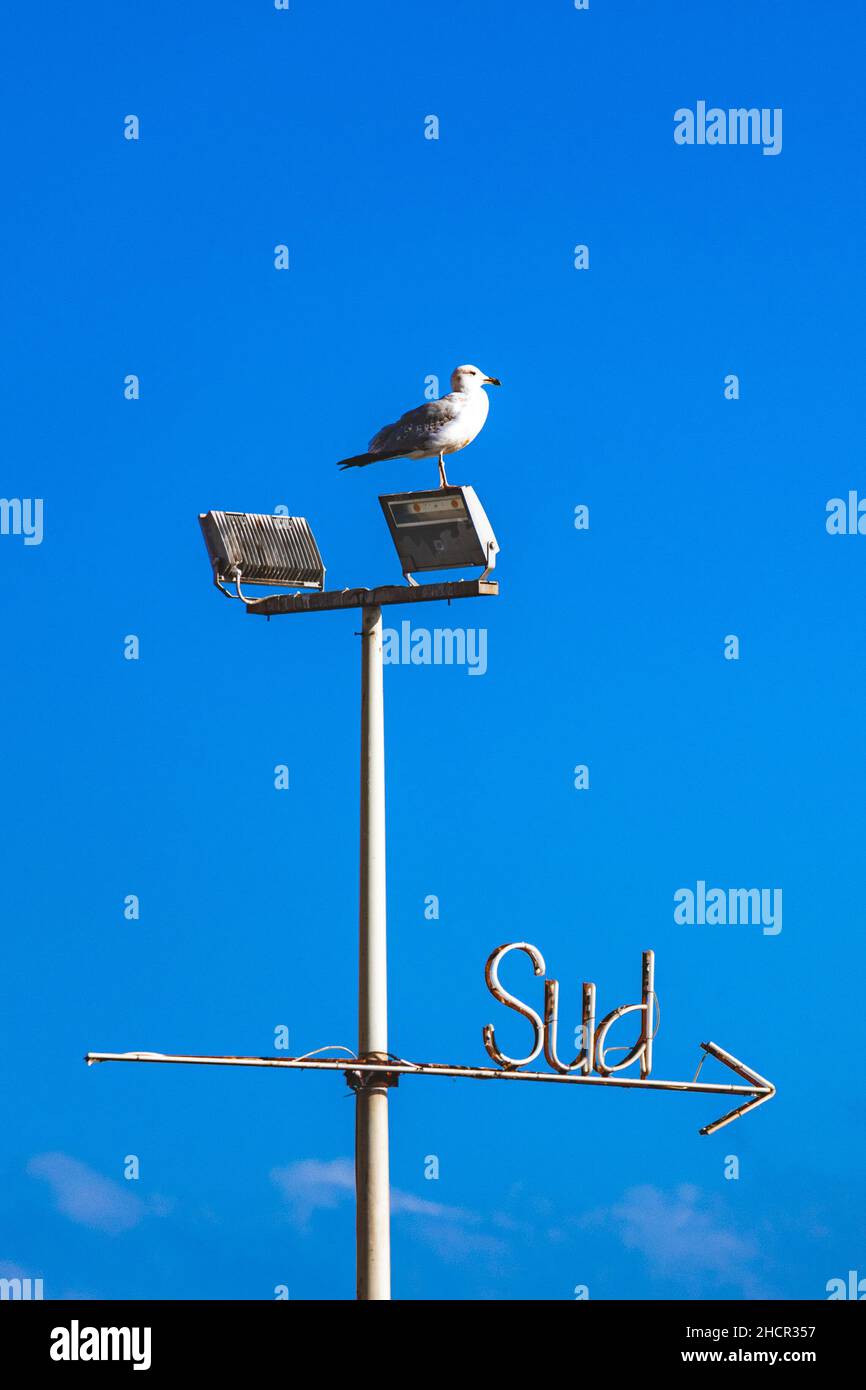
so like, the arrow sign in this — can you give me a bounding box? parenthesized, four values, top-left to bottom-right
(85, 1038, 774, 1136)
(695, 1041, 776, 1135)
(86, 945, 775, 1137)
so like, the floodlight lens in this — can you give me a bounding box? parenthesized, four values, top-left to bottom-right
(379, 486, 498, 579)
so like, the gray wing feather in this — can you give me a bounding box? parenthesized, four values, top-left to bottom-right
(369, 395, 459, 454)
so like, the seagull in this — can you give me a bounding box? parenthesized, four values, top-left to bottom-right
(336, 364, 501, 487)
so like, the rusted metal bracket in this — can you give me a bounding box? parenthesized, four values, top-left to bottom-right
(245, 578, 498, 617)
(344, 1067, 401, 1093)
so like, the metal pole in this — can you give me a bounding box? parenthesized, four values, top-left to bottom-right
(356, 604, 390, 1300)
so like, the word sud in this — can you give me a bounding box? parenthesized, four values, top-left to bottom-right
(483, 942, 656, 1077)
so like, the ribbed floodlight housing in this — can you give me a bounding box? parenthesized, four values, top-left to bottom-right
(379, 486, 499, 581)
(199, 510, 326, 594)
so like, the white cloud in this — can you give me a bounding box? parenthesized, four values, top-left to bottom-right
(390, 1188, 469, 1219)
(270, 1158, 354, 1226)
(0, 1260, 39, 1280)
(270, 1157, 501, 1259)
(583, 1183, 764, 1294)
(27, 1153, 147, 1234)
(270, 1157, 468, 1224)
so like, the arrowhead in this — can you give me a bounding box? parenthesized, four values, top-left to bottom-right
(698, 1041, 775, 1136)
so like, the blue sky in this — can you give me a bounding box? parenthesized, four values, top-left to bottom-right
(2, 1, 864, 1300)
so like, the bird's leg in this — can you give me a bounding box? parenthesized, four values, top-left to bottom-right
(437, 452, 449, 489)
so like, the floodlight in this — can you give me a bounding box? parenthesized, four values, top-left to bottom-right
(379, 486, 499, 585)
(199, 510, 326, 600)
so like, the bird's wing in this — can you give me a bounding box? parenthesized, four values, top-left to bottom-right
(368, 394, 461, 454)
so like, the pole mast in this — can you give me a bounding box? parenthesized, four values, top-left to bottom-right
(355, 604, 391, 1299)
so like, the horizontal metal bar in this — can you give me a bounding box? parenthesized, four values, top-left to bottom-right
(246, 578, 499, 616)
(84, 1051, 769, 1098)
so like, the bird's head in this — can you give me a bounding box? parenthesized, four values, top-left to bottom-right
(450, 364, 501, 393)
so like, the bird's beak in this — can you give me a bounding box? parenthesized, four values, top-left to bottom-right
(484, 376, 501, 387)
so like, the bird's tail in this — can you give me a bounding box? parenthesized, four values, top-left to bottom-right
(336, 448, 406, 471)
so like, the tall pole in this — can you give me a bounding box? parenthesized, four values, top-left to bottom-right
(356, 604, 391, 1300)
